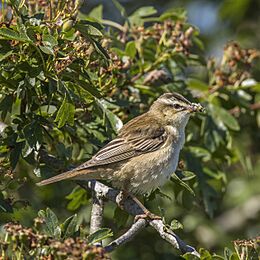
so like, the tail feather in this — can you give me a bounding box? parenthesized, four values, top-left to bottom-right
(37, 169, 87, 186)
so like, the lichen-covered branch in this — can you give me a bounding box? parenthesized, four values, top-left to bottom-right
(80, 180, 200, 257)
(89, 185, 104, 235)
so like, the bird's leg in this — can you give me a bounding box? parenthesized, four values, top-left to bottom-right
(131, 194, 161, 222)
(116, 191, 161, 221)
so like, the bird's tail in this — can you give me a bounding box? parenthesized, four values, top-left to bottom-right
(36, 169, 93, 186)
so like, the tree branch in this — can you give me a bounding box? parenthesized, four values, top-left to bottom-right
(89, 183, 104, 235)
(80, 180, 200, 257)
(104, 218, 147, 252)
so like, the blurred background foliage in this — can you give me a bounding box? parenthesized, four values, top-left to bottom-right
(0, 0, 259, 259)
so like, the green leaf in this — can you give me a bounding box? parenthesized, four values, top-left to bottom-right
(88, 228, 113, 244)
(61, 214, 78, 238)
(150, 188, 172, 201)
(96, 100, 123, 132)
(10, 141, 24, 169)
(18, 0, 26, 9)
(130, 6, 157, 18)
(184, 248, 225, 259)
(188, 146, 211, 161)
(180, 171, 197, 181)
(230, 253, 240, 260)
(219, 110, 240, 131)
(23, 122, 43, 149)
(170, 219, 183, 230)
(55, 96, 75, 128)
(0, 50, 13, 62)
(112, 0, 128, 18)
(66, 186, 90, 211)
(188, 78, 209, 91)
(92, 39, 110, 60)
(42, 34, 58, 48)
(182, 252, 200, 260)
(39, 45, 54, 55)
(0, 94, 13, 120)
(76, 22, 103, 37)
(0, 28, 31, 42)
(76, 79, 102, 98)
(193, 36, 205, 50)
(125, 41, 137, 59)
(88, 5, 103, 21)
(211, 105, 240, 131)
(159, 8, 187, 22)
(0, 198, 13, 213)
(38, 208, 61, 238)
(129, 6, 157, 26)
(170, 174, 195, 196)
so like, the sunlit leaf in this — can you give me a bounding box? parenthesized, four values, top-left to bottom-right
(170, 219, 183, 230)
(125, 41, 137, 58)
(55, 96, 75, 128)
(66, 186, 90, 211)
(0, 28, 31, 42)
(88, 5, 103, 21)
(188, 78, 209, 91)
(211, 105, 240, 131)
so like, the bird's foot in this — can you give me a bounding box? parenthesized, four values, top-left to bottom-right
(134, 211, 162, 222)
(116, 191, 162, 222)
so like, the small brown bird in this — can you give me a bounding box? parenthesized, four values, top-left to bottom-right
(37, 93, 203, 216)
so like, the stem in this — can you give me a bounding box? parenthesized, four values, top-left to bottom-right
(102, 19, 127, 33)
(31, 44, 46, 72)
(1, 0, 4, 22)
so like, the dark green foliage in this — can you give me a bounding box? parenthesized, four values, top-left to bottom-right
(0, 0, 259, 259)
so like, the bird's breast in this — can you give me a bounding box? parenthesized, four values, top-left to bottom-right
(116, 126, 185, 194)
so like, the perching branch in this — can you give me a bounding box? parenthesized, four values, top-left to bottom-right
(80, 180, 200, 257)
(89, 182, 105, 235)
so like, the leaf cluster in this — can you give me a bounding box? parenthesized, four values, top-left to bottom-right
(1, 208, 110, 259)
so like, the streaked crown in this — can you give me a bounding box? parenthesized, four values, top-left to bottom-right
(150, 92, 203, 113)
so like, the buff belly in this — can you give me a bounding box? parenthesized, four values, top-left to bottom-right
(110, 144, 181, 194)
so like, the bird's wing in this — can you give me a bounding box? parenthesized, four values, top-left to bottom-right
(76, 122, 167, 170)
(36, 116, 169, 186)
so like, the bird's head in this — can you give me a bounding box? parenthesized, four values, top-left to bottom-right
(150, 92, 204, 127)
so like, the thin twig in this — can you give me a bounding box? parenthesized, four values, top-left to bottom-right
(104, 218, 147, 252)
(149, 220, 198, 255)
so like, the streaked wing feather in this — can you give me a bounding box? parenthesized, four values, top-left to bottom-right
(75, 124, 168, 170)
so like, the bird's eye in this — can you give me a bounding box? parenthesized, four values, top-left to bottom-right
(173, 103, 182, 109)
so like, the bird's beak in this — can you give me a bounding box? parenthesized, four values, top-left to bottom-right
(188, 103, 204, 113)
